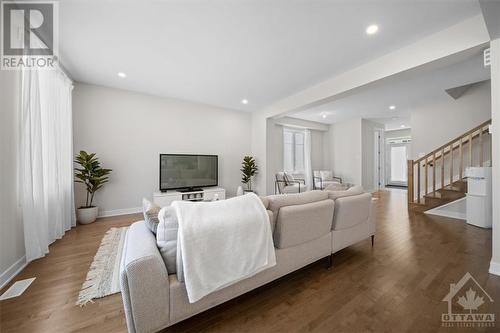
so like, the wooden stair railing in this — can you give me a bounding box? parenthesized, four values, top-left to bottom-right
(407, 119, 491, 208)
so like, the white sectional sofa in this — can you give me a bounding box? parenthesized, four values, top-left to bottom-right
(120, 188, 375, 333)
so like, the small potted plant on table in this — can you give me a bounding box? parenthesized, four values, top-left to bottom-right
(74, 151, 112, 224)
(240, 156, 258, 193)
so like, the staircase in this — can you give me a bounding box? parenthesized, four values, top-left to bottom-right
(407, 120, 491, 212)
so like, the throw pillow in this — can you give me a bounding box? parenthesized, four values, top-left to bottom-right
(142, 198, 160, 234)
(324, 183, 344, 191)
(157, 205, 179, 274)
(319, 170, 333, 181)
(327, 185, 364, 200)
(283, 172, 295, 185)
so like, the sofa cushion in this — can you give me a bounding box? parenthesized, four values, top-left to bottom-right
(323, 182, 347, 191)
(332, 192, 372, 230)
(274, 199, 334, 249)
(267, 190, 329, 215)
(142, 198, 161, 234)
(319, 170, 333, 181)
(259, 196, 269, 209)
(157, 206, 179, 273)
(282, 183, 302, 194)
(327, 185, 364, 200)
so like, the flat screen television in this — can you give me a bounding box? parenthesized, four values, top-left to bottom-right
(159, 154, 218, 192)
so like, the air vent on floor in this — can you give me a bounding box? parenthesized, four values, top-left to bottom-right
(0, 278, 35, 300)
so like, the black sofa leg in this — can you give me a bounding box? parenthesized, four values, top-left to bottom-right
(371, 235, 375, 247)
(327, 254, 333, 269)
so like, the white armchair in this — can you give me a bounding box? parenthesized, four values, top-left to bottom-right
(274, 172, 305, 194)
(313, 170, 342, 190)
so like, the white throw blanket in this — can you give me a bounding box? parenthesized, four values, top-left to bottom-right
(172, 192, 276, 303)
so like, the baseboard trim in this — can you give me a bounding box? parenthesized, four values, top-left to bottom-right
(489, 261, 500, 276)
(425, 209, 466, 220)
(98, 207, 142, 218)
(0, 256, 27, 290)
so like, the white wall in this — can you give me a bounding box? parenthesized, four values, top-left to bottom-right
(410, 80, 491, 159)
(325, 118, 385, 190)
(311, 130, 327, 171)
(490, 38, 500, 276)
(73, 83, 251, 215)
(266, 117, 329, 194)
(0, 71, 26, 287)
(385, 128, 411, 139)
(327, 118, 362, 185)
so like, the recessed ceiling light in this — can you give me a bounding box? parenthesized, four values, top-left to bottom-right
(389, 105, 396, 110)
(241, 99, 248, 105)
(366, 24, 379, 35)
(401, 125, 406, 128)
(322, 114, 327, 119)
(117, 72, 127, 78)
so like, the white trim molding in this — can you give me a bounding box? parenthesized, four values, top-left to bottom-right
(0, 256, 28, 290)
(98, 207, 142, 218)
(489, 261, 500, 276)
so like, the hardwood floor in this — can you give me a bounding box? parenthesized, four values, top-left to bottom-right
(1, 189, 499, 332)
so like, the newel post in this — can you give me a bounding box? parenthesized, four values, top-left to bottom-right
(407, 160, 414, 204)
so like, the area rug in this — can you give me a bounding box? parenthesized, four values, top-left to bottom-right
(76, 226, 128, 306)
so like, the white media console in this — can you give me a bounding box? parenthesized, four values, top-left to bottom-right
(153, 187, 226, 207)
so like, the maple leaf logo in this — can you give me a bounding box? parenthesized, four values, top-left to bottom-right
(457, 288, 485, 313)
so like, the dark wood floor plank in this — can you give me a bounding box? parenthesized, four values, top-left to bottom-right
(1, 189, 498, 333)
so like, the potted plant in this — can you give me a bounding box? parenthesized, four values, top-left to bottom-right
(74, 151, 112, 224)
(240, 156, 258, 193)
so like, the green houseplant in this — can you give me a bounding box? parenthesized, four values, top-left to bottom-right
(240, 156, 258, 192)
(74, 151, 112, 224)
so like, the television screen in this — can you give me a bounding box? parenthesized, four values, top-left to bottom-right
(160, 154, 218, 191)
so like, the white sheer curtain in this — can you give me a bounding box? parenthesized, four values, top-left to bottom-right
(19, 64, 75, 262)
(304, 129, 313, 190)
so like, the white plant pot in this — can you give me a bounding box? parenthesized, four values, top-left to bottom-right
(77, 206, 98, 224)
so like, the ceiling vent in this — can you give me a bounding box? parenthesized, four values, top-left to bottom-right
(484, 48, 491, 67)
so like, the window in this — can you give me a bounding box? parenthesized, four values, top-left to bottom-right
(283, 128, 305, 172)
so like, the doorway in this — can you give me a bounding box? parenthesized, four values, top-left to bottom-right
(386, 139, 411, 187)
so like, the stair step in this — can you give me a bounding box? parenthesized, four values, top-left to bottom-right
(440, 185, 463, 192)
(425, 191, 464, 200)
(408, 202, 428, 213)
(452, 179, 467, 191)
(410, 189, 466, 213)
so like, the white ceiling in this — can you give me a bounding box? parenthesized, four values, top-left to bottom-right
(289, 47, 490, 128)
(59, 0, 482, 112)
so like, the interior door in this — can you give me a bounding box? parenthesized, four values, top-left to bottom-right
(373, 129, 385, 190)
(387, 143, 409, 186)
